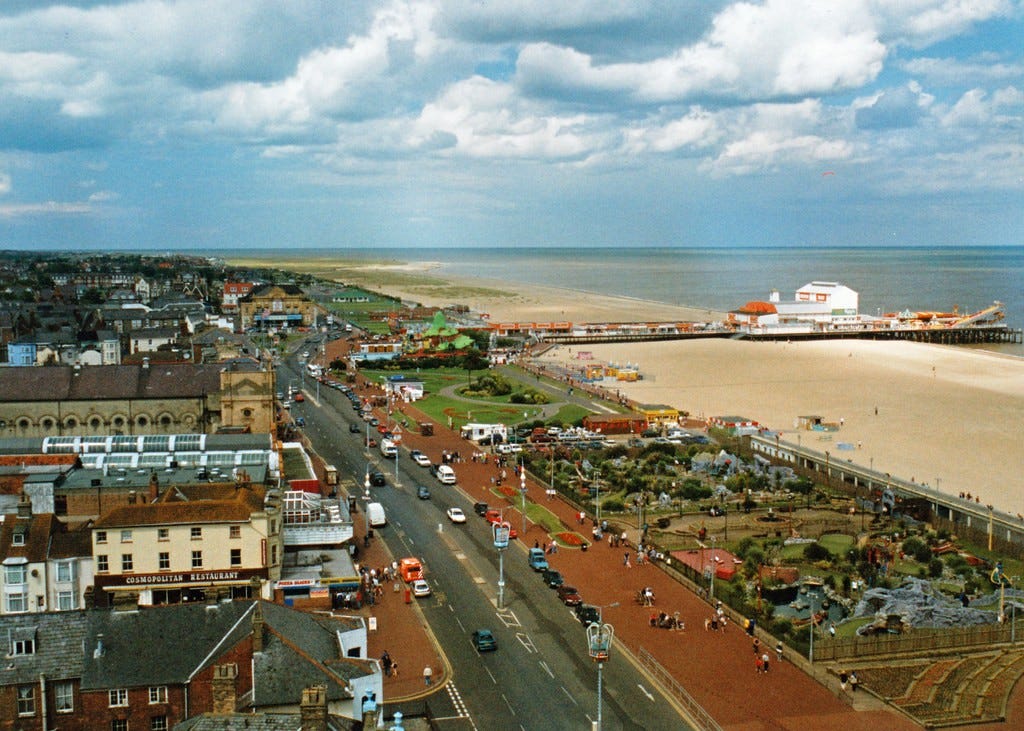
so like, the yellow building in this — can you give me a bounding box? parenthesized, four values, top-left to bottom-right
(90, 480, 283, 608)
(638, 404, 679, 423)
(239, 284, 322, 331)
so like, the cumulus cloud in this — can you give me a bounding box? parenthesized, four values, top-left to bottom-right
(0, 171, 10, 195)
(855, 84, 932, 129)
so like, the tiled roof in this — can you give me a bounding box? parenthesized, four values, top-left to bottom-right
(0, 611, 89, 686)
(0, 511, 56, 563)
(174, 713, 352, 730)
(93, 486, 266, 528)
(0, 364, 224, 402)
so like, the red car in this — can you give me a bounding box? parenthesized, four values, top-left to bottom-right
(293, 392, 305, 402)
(557, 585, 583, 607)
(484, 510, 518, 539)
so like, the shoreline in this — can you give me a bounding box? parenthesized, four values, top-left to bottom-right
(233, 253, 1024, 513)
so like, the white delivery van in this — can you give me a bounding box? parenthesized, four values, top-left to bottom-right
(367, 502, 387, 527)
(379, 439, 397, 458)
(436, 465, 457, 485)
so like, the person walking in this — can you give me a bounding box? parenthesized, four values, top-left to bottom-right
(775, 641, 784, 663)
(850, 671, 859, 692)
(762, 652, 770, 673)
(423, 665, 433, 686)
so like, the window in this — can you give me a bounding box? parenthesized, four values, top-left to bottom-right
(55, 681, 73, 713)
(112, 720, 128, 731)
(97, 554, 109, 573)
(230, 548, 241, 567)
(158, 552, 170, 570)
(6, 593, 28, 613)
(148, 686, 167, 704)
(57, 561, 75, 582)
(58, 590, 76, 610)
(191, 551, 203, 569)
(12, 532, 25, 546)
(157, 528, 169, 541)
(190, 527, 202, 540)
(271, 544, 278, 565)
(109, 688, 128, 707)
(96, 530, 108, 544)
(12, 638, 35, 655)
(121, 530, 133, 543)
(229, 525, 241, 539)
(4, 564, 26, 585)
(17, 685, 34, 716)
(151, 717, 168, 731)
(122, 554, 134, 572)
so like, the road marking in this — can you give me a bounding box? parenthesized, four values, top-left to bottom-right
(445, 683, 471, 718)
(539, 660, 554, 678)
(638, 684, 655, 701)
(454, 552, 467, 560)
(516, 633, 537, 653)
(496, 608, 520, 627)
(485, 666, 497, 684)
(562, 686, 578, 705)
(473, 576, 486, 584)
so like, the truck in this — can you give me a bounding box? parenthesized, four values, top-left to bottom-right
(528, 547, 549, 571)
(379, 438, 397, 458)
(460, 422, 508, 445)
(398, 557, 424, 583)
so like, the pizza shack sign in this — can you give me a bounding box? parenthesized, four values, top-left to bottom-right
(95, 568, 265, 588)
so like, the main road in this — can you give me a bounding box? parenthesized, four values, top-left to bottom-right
(282, 357, 692, 730)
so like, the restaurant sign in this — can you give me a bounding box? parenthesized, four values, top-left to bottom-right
(94, 567, 266, 589)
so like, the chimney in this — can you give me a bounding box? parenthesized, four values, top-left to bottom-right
(300, 685, 329, 731)
(16, 492, 32, 519)
(251, 602, 264, 652)
(210, 663, 238, 715)
(149, 472, 160, 502)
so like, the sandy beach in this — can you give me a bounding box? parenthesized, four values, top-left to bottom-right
(243, 255, 1024, 513)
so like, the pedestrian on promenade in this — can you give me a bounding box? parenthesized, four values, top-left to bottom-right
(423, 666, 433, 686)
(391, 661, 399, 678)
(776, 641, 784, 663)
(753, 637, 760, 655)
(850, 671, 859, 692)
(839, 669, 848, 691)
(382, 651, 392, 677)
(762, 652, 770, 673)
(755, 655, 764, 673)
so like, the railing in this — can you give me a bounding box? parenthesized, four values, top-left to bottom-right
(809, 621, 1019, 662)
(637, 646, 723, 731)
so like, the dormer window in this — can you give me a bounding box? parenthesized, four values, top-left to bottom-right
(12, 532, 25, 546)
(10, 626, 36, 655)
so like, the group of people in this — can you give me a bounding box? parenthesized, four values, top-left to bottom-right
(838, 669, 859, 692)
(650, 610, 684, 630)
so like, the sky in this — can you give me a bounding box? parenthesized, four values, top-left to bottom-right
(0, 0, 1021, 251)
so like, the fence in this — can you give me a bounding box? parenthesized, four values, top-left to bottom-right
(637, 646, 723, 731)
(809, 621, 1018, 662)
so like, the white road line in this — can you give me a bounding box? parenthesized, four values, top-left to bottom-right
(516, 633, 537, 653)
(561, 686, 578, 705)
(485, 666, 497, 684)
(638, 683, 655, 701)
(539, 660, 554, 678)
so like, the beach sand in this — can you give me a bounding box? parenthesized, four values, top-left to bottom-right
(245, 255, 1024, 513)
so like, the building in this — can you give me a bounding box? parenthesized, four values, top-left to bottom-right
(0, 359, 275, 439)
(221, 281, 256, 312)
(384, 374, 424, 402)
(0, 495, 94, 614)
(7, 329, 121, 367)
(238, 284, 321, 331)
(730, 281, 861, 330)
(129, 326, 180, 354)
(0, 600, 379, 731)
(89, 479, 283, 608)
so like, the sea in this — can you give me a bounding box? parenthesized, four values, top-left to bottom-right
(227, 245, 1024, 357)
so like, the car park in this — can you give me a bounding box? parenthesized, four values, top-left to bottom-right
(412, 579, 431, 597)
(416, 485, 430, 499)
(369, 471, 386, 487)
(557, 585, 583, 606)
(446, 507, 467, 523)
(410, 450, 431, 467)
(472, 629, 497, 652)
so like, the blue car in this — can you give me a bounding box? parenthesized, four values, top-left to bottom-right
(472, 629, 497, 652)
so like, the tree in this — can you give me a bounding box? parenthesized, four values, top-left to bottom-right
(461, 351, 489, 388)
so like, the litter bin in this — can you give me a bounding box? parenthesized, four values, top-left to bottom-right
(404, 588, 412, 604)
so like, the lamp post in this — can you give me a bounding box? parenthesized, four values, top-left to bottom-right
(586, 612, 615, 731)
(493, 521, 510, 609)
(808, 591, 819, 664)
(824, 450, 830, 489)
(520, 464, 527, 537)
(363, 470, 371, 544)
(594, 471, 601, 524)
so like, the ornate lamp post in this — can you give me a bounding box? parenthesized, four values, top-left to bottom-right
(520, 462, 528, 537)
(493, 520, 510, 609)
(586, 618, 614, 731)
(363, 470, 371, 544)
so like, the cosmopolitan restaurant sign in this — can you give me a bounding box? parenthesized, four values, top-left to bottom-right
(94, 567, 266, 589)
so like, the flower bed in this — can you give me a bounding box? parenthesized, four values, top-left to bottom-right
(497, 485, 517, 499)
(555, 531, 587, 548)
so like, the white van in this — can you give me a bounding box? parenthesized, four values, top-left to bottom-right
(367, 502, 386, 527)
(379, 439, 397, 458)
(436, 465, 456, 485)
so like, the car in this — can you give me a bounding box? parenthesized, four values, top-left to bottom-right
(349, 422, 361, 433)
(369, 471, 386, 487)
(483, 510, 518, 538)
(416, 485, 431, 499)
(557, 585, 583, 606)
(575, 604, 601, 626)
(294, 392, 305, 402)
(410, 450, 431, 467)
(294, 417, 306, 427)
(411, 579, 431, 597)
(365, 437, 378, 448)
(542, 569, 564, 588)
(473, 502, 489, 516)
(276, 391, 284, 400)
(446, 507, 467, 523)
(528, 547, 549, 571)
(376, 423, 389, 434)
(471, 629, 497, 652)
(369, 417, 379, 427)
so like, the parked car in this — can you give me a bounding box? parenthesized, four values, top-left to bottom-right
(294, 417, 306, 427)
(416, 485, 431, 499)
(575, 604, 601, 626)
(472, 629, 497, 652)
(446, 507, 467, 523)
(542, 569, 564, 588)
(557, 585, 583, 606)
(349, 422, 361, 433)
(294, 392, 305, 402)
(473, 502, 489, 516)
(528, 548, 549, 571)
(369, 471, 387, 487)
(410, 450, 432, 467)
(483, 510, 518, 538)
(412, 579, 431, 597)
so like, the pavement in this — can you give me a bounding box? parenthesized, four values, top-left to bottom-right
(319, 350, 1023, 730)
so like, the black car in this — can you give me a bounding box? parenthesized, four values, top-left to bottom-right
(542, 569, 564, 588)
(575, 604, 601, 626)
(348, 422, 361, 433)
(369, 472, 386, 487)
(416, 485, 431, 500)
(473, 502, 489, 516)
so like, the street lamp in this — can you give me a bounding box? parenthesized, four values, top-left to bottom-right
(363, 470, 371, 545)
(593, 471, 601, 525)
(520, 463, 528, 537)
(586, 617, 615, 731)
(493, 520, 510, 609)
(808, 590, 820, 664)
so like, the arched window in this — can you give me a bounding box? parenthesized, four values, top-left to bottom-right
(159, 415, 172, 426)
(90, 417, 103, 429)
(41, 418, 55, 430)
(65, 417, 77, 429)
(137, 416, 149, 427)
(112, 416, 125, 428)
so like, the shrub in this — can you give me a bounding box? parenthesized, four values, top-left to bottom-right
(928, 558, 945, 578)
(803, 542, 832, 562)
